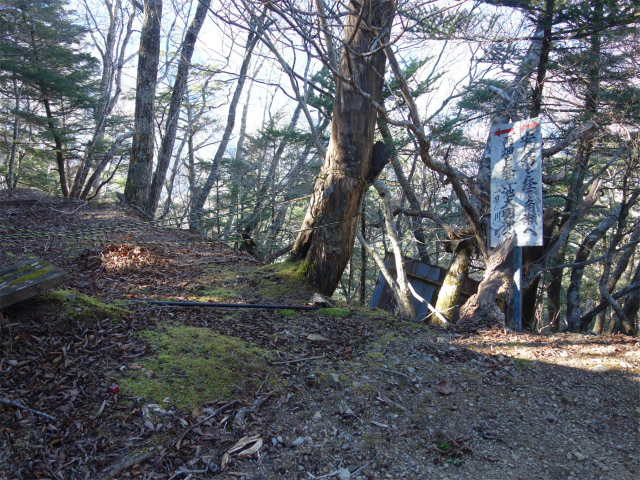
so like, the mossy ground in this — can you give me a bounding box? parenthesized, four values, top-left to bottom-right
(41, 289, 128, 326)
(317, 308, 350, 318)
(120, 325, 273, 410)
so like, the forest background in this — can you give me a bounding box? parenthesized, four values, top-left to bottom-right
(0, 0, 639, 335)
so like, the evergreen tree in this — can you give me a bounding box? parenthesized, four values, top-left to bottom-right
(0, 0, 99, 195)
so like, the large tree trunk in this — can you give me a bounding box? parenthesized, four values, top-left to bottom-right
(147, 0, 211, 217)
(433, 239, 474, 325)
(124, 0, 162, 209)
(290, 0, 395, 296)
(457, 235, 516, 331)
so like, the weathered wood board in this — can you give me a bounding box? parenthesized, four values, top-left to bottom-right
(0, 260, 69, 308)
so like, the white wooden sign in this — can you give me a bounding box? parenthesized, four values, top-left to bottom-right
(490, 118, 543, 247)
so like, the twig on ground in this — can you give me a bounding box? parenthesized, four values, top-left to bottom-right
(96, 446, 160, 480)
(307, 470, 340, 479)
(176, 400, 239, 450)
(271, 355, 324, 365)
(48, 202, 87, 215)
(0, 398, 56, 421)
(372, 367, 413, 380)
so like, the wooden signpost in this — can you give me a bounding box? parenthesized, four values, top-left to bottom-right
(490, 118, 543, 330)
(0, 260, 69, 308)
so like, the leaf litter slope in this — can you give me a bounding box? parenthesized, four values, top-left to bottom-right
(0, 189, 638, 479)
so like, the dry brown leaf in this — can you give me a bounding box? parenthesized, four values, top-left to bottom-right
(227, 434, 261, 454)
(237, 438, 263, 457)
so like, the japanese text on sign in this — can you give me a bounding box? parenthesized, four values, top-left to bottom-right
(490, 118, 543, 247)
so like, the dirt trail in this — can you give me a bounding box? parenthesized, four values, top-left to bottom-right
(1, 190, 638, 480)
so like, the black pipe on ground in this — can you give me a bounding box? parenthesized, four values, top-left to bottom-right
(127, 300, 321, 310)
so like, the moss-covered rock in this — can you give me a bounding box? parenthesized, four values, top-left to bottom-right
(120, 326, 273, 409)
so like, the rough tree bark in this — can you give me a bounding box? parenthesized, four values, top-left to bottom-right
(457, 235, 516, 331)
(290, 0, 395, 296)
(124, 0, 162, 208)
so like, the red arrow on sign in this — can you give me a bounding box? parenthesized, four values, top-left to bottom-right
(494, 127, 514, 137)
(520, 121, 539, 130)
(494, 121, 539, 137)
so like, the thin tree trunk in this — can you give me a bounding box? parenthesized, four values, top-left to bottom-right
(80, 131, 133, 199)
(7, 78, 20, 190)
(359, 202, 367, 305)
(189, 29, 260, 230)
(566, 203, 622, 332)
(291, 0, 395, 295)
(433, 239, 473, 325)
(238, 104, 302, 251)
(124, 0, 163, 208)
(593, 223, 640, 333)
(377, 116, 430, 264)
(618, 261, 640, 335)
(147, 0, 211, 217)
(42, 96, 68, 197)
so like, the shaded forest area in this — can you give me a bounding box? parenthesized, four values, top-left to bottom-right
(1, 0, 640, 333)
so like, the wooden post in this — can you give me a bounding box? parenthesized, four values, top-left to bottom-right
(513, 245, 522, 330)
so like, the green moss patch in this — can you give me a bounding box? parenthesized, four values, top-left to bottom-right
(191, 287, 239, 302)
(41, 290, 128, 325)
(120, 326, 272, 409)
(256, 261, 310, 301)
(317, 308, 350, 318)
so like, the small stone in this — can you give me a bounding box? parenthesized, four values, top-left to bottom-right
(337, 467, 351, 480)
(291, 437, 305, 447)
(313, 411, 322, 420)
(277, 436, 283, 444)
(341, 442, 350, 450)
(347, 464, 358, 473)
(298, 465, 305, 471)
(330, 373, 340, 383)
(308, 333, 330, 342)
(271, 437, 278, 446)
(545, 413, 556, 422)
(591, 365, 609, 372)
(573, 451, 585, 461)
(407, 367, 415, 373)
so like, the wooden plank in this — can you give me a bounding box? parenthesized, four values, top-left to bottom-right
(0, 260, 69, 308)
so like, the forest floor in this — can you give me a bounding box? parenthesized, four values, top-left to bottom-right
(0, 189, 639, 480)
